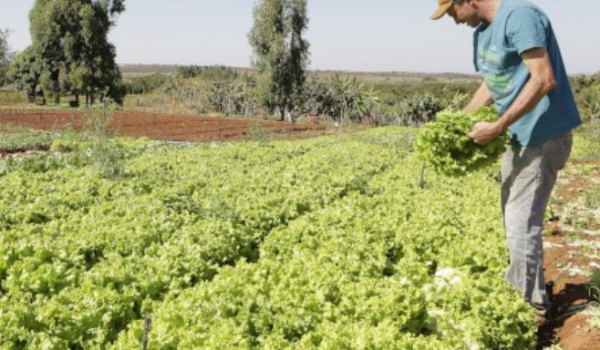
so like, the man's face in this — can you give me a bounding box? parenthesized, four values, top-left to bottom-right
(448, 0, 480, 28)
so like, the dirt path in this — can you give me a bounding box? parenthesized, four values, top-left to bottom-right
(538, 159, 600, 349)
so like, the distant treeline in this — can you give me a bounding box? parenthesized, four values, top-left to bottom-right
(120, 64, 479, 84)
(123, 65, 244, 95)
(175, 65, 240, 81)
(123, 65, 480, 125)
(123, 66, 600, 125)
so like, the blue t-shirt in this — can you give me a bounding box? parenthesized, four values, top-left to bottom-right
(473, 0, 581, 146)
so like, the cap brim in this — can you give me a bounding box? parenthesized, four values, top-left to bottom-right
(430, 3, 452, 20)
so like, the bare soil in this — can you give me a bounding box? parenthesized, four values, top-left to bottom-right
(538, 158, 600, 350)
(0, 144, 51, 157)
(0, 109, 328, 142)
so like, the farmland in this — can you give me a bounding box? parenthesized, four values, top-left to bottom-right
(0, 108, 596, 349)
(0, 109, 327, 143)
(1, 0, 599, 347)
(0, 69, 598, 348)
(0, 124, 538, 349)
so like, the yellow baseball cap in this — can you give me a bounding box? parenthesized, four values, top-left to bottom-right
(431, 0, 452, 20)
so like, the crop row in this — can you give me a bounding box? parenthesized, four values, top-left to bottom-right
(0, 130, 411, 348)
(109, 151, 536, 349)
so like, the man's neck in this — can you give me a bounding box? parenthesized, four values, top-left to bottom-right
(478, 0, 502, 25)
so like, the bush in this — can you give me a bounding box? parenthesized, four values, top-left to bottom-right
(572, 73, 600, 123)
(372, 94, 450, 126)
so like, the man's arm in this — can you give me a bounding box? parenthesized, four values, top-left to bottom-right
(468, 47, 556, 144)
(464, 81, 493, 112)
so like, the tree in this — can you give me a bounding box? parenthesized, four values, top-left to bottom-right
(11, 0, 126, 106)
(8, 47, 44, 103)
(0, 29, 12, 86)
(248, 0, 309, 121)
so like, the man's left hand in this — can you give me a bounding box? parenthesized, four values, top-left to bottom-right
(467, 122, 503, 145)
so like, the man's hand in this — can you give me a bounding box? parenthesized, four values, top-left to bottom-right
(468, 121, 504, 145)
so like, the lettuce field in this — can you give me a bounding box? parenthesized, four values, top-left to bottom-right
(0, 127, 540, 349)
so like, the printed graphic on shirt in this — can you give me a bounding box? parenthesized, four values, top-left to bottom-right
(477, 48, 511, 99)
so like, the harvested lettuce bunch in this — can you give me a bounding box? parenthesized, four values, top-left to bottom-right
(414, 107, 508, 176)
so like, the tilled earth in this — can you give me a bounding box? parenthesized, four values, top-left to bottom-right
(538, 158, 600, 349)
(0, 109, 328, 142)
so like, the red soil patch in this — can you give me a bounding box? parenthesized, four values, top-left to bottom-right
(538, 159, 600, 350)
(0, 109, 328, 142)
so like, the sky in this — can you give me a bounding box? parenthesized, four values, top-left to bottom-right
(0, 0, 598, 74)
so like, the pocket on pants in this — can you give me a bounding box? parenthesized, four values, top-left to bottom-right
(503, 144, 542, 180)
(541, 132, 573, 171)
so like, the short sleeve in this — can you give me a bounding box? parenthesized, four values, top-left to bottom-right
(506, 7, 548, 54)
(473, 29, 480, 72)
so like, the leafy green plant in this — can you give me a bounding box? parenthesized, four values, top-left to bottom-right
(0, 133, 416, 348)
(414, 106, 508, 176)
(587, 270, 600, 329)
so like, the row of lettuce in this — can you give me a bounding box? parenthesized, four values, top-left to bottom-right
(0, 128, 536, 349)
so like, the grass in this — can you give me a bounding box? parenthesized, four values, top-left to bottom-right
(583, 188, 600, 210)
(0, 91, 27, 105)
(247, 122, 275, 142)
(572, 123, 600, 161)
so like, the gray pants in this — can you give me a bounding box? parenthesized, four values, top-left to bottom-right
(501, 132, 573, 313)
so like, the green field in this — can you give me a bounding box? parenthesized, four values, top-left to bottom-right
(0, 127, 543, 349)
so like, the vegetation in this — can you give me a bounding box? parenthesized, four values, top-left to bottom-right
(9, 0, 126, 106)
(175, 65, 239, 81)
(373, 81, 478, 105)
(572, 73, 600, 124)
(0, 124, 54, 153)
(122, 70, 462, 126)
(124, 73, 171, 95)
(7, 46, 43, 103)
(0, 28, 12, 87)
(0, 127, 539, 349)
(116, 68, 600, 129)
(415, 107, 508, 176)
(0, 3, 598, 348)
(301, 76, 378, 124)
(249, 0, 310, 121)
(572, 123, 600, 161)
(372, 93, 449, 126)
(0, 91, 27, 105)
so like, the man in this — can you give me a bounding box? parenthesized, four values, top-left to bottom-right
(430, 0, 582, 321)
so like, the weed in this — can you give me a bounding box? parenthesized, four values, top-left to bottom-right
(52, 109, 126, 179)
(247, 122, 274, 143)
(81, 110, 127, 179)
(583, 190, 600, 210)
